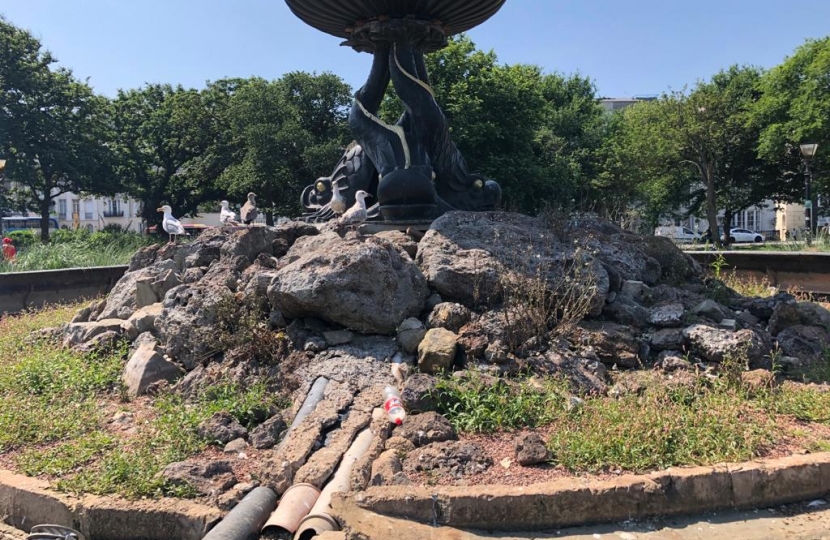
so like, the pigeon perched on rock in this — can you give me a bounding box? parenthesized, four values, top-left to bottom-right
(240, 192, 258, 226)
(157, 205, 187, 243)
(219, 200, 238, 226)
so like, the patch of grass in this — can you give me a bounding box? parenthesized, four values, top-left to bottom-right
(721, 271, 774, 298)
(434, 373, 569, 433)
(548, 385, 776, 472)
(0, 301, 288, 499)
(0, 229, 157, 273)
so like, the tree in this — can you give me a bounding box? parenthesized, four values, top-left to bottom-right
(604, 66, 799, 245)
(0, 17, 115, 241)
(755, 37, 830, 226)
(219, 72, 351, 222)
(111, 82, 234, 229)
(380, 35, 604, 214)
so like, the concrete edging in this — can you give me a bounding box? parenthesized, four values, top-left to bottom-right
(334, 452, 830, 531)
(0, 470, 222, 540)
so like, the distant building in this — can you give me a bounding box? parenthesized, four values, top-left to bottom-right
(599, 96, 658, 112)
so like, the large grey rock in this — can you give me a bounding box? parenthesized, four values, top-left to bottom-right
(220, 227, 280, 262)
(416, 212, 610, 312)
(392, 411, 457, 447)
(126, 303, 163, 336)
(426, 302, 472, 333)
(197, 412, 248, 444)
(160, 460, 236, 496)
(397, 318, 426, 354)
(514, 433, 549, 466)
(97, 259, 177, 320)
(573, 322, 641, 369)
(123, 343, 183, 397)
(268, 233, 428, 334)
(769, 301, 830, 336)
(693, 299, 727, 323)
(403, 441, 491, 477)
(63, 319, 126, 347)
(776, 325, 830, 367)
(271, 221, 320, 258)
(417, 328, 458, 374)
(649, 303, 685, 327)
(249, 414, 287, 449)
(683, 324, 771, 368)
(602, 296, 650, 328)
(649, 328, 685, 351)
(401, 373, 439, 413)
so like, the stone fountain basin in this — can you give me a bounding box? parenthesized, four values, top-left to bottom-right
(285, 0, 506, 39)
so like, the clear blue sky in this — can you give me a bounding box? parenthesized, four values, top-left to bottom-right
(1, 0, 829, 98)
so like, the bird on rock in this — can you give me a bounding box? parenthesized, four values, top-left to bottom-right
(240, 192, 258, 226)
(330, 179, 348, 216)
(157, 205, 187, 243)
(219, 200, 239, 226)
(335, 190, 370, 231)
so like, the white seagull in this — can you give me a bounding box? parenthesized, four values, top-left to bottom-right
(220, 200, 238, 226)
(335, 190, 370, 231)
(240, 192, 258, 226)
(330, 180, 348, 215)
(157, 205, 187, 243)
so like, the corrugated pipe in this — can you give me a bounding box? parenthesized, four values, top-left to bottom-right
(202, 487, 278, 540)
(294, 427, 374, 540)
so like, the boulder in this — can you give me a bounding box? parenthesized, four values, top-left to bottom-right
(63, 319, 126, 347)
(619, 280, 649, 301)
(323, 330, 354, 346)
(602, 296, 650, 328)
(769, 301, 830, 336)
(97, 259, 177, 320)
(693, 299, 727, 323)
(426, 302, 472, 333)
(397, 318, 426, 354)
(270, 221, 320, 258)
(514, 433, 549, 466)
(224, 438, 248, 454)
(249, 414, 287, 449)
(160, 460, 237, 496)
(403, 441, 491, 477)
(401, 373, 439, 413)
(416, 212, 609, 311)
(392, 411, 457, 447)
(649, 303, 685, 327)
(683, 324, 771, 368)
(123, 343, 183, 397)
(220, 227, 280, 262)
(573, 322, 641, 369)
(775, 325, 830, 366)
(197, 412, 248, 444)
(654, 351, 692, 371)
(374, 230, 418, 259)
(268, 233, 428, 334)
(417, 328, 458, 374)
(126, 303, 163, 336)
(649, 328, 685, 351)
(370, 450, 404, 486)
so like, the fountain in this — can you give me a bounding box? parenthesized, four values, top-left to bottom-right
(288, 0, 507, 226)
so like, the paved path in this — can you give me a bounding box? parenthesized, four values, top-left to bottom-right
(345, 501, 830, 540)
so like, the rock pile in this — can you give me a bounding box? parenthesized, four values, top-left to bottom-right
(59, 211, 830, 496)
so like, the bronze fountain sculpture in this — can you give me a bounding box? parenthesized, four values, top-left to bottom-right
(289, 0, 506, 223)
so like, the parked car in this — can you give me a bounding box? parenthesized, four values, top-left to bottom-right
(722, 228, 765, 243)
(654, 226, 701, 243)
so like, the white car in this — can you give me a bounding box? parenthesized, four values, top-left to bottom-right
(654, 226, 701, 243)
(724, 228, 765, 243)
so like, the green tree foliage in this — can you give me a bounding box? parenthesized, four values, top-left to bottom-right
(0, 17, 115, 241)
(219, 72, 351, 222)
(601, 66, 799, 243)
(380, 35, 604, 214)
(755, 37, 830, 216)
(111, 82, 238, 228)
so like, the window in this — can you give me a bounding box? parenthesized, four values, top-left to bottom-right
(84, 199, 94, 220)
(58, 199, 67, 220)
(72, 199, 80, 217)
(104, 198, 123, 217)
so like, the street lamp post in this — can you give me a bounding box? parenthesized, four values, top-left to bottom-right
(0, 159, 6, 236)
(800, 143, 819, 238)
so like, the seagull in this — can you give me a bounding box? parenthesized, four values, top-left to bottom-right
(240, 192, 258, 226)
(335, 190, 370, 231)
(220, 200, 238, 226)
(157, 205, 187, 243)
(330, 179, 348, 215)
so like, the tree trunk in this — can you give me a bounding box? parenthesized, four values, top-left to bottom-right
(702, 161, 721, 248)
(39, 198, 52, 243)
(265, 209, 274, 227)
(722, 209, 733, 248)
